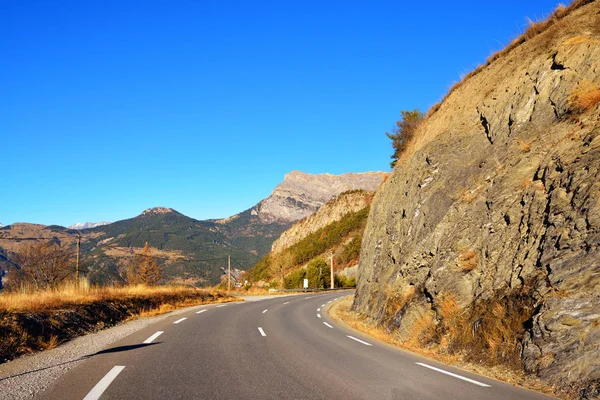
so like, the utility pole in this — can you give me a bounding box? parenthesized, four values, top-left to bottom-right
(76, 233, 81, 287)
(228, 255, 231, 292)
(330, 251, 334, 290)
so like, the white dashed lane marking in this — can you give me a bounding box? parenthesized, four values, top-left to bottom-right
(83, 366, 125, 400)
(196, 309, 207, 314)
(258, 327, 266, 337)
(323, 322, 333, 329)
(262, 309, 268, 314)
(143, 331, 163, 344)
(346, 335, 372, 346)
(173, 318, 187, 324)
(415, 363, 491, 387)
(317, 314, 321, 318)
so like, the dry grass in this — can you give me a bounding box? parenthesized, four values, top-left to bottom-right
(568, 80, 600, 112)
(457, 250, 479, 272)
(459, 186, 483, 203)
(0, 280, 229, 313)
(521, 179, 533, 190)
(518, 139, 533, 152)
(330, 296, 557, 398)
(428, 0, 595, 117)
(405, 308, 437, 348)
(562, 35, 599, 46)
(383, 285, 417, 324)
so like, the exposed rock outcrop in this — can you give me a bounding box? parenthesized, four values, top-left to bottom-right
(354, 2, 600, 397)
(253, 171, 386, 224)
(271, 190, 374, 253)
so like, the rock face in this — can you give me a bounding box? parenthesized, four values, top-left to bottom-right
(254, 171, 386, 224)
(271, 190, 374, 253)
(141, 207, 176, 216)
(354, 2, 600, 397)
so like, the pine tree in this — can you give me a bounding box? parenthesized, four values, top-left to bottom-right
(386, 109, 424, 168)
(127, 242, 162, 285)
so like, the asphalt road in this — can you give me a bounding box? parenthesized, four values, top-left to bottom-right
(38, 291, 554, 400)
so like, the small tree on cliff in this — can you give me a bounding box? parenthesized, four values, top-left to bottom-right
(127, 242, 162, 285)
(386, 109, 424, 168)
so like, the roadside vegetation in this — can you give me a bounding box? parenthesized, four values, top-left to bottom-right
(248, 206, 369, 288)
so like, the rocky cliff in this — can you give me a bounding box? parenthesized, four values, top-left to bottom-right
(354, 1, 600, 397)
(251, 171, 385, 224)
(271, 190, 374, 253)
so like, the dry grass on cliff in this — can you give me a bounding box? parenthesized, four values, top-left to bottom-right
(427, 0, 595, 118)
(383, 285, 416, 323)
(568, 80, 600, 112)
(456, 250, 479, 272)
(518, 139, 533, 152)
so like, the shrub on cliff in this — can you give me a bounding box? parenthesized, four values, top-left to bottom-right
(386, 109, 424, 168)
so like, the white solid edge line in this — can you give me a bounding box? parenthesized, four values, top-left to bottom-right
(83, 365, 125, 400)
(323, 322, 333, 328)
(143, 331, 164, 344)
(346, 335, 373, 346)
(317, 314, 321, 318)
(196, 309, 207, 314)
(217, 304, 227, 308)
(415, 362, 491, 387)
(262, 309, 268, 314)
(258, 327, 266, 337)
(173, 318, 187, 324)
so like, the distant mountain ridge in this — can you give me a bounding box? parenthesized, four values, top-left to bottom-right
(0, 170, 385, 286)
(69, 221, 111, 230)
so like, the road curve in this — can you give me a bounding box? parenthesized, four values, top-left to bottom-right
(37, 291, 553, 400)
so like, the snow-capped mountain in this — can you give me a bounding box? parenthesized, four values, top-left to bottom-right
(68, 221, 111, 230)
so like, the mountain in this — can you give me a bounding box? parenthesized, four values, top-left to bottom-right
(354, 2, 600, 397)
(271, 190, 374, 254)
(249, 190, 374, 286)
(0, 171, 385, 287)
(230, 170, 386, 224)
(69, 221, 111, 230)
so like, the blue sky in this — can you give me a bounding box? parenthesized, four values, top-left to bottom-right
(1, 0, 562, 226)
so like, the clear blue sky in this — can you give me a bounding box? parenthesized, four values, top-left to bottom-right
(1, 0, 562, 226)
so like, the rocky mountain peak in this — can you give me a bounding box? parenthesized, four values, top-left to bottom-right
(141, 207, 176, 216)
(255, 171, 387, 224)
